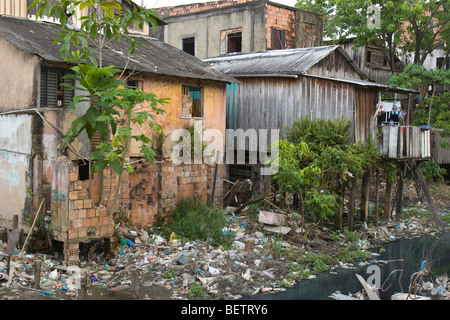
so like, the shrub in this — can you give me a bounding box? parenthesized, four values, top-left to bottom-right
(162, 197, 232, 247)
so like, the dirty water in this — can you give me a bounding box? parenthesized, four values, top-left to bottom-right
(245, 231, 450, 300)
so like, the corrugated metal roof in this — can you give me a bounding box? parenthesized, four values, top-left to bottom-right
(204, 46, 418, 94)
(0, 15, 235, 83)
(304, 74, 419, 94)
(204, 45, 366, 78)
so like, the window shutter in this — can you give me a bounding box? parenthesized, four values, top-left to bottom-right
(90, 132, 102, 152)
(40, 68, 48, 107)
(40, 67, 74, 107)
(46, 69, 58, 107)
(63, 73, 74, 107)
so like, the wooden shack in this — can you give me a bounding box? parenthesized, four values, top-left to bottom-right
(205, 45, 418, 156)
(205, 45, 446, 230)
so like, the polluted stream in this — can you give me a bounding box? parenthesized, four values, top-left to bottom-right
(1, 214, 449, 301)
(245, 231, 450, 300)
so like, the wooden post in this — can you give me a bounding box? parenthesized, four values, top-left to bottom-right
(375, 169, 380, 220)
(131, 268, 140, 299)
(78, 273, 87, 300)
(395, 162, 405, 221)
(34, 260, 41, 289)
(360, 171, 370, 223)
(13, 215, 18, 230)
(384, 180, 393, 220)
(348, 177, 356, 231)
(334, 189, 343, 230)
(415, 162, 444, 230)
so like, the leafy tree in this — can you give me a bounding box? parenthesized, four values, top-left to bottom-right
(387, 64, 450, 139)
(400, 0, 450, 66)
(273, 118, 380, 228)
(271, 139, 329, 223)
(29, 0, 168, 213)
(296, 0, 405, 74)
(296, 0, 450, 74)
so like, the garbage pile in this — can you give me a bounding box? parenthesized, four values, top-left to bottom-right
(0, 204, 447, 300)
(358, 214, 442, 248)
(0, 214, 296, 300)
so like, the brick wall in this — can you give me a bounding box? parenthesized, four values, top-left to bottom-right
(265, 3, 296, 49)
(157, 0, 257, 17)
(61, 156, 223, 264)
(160, 160, 223, 213)
(65, 159, 223, 240)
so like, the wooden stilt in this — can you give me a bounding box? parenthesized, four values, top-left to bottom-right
(384, 180, 393, 220)
(334, 190, 343, 230)
(348, 177, 356, 231)
(361, 171, 370, 223)
(414, 161, 444, 230)
(78, 273, 87, 300)
(395, 162, 406, 221)
(34, 260, 41, 289)
(375, 169, 380, 220)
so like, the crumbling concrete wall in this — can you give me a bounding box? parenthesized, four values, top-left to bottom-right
(0, 37, 39, 111)
(294, 8, 323, 48)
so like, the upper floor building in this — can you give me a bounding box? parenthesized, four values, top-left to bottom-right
(153, 0, 323, 58)
(0, 0, 163, 36)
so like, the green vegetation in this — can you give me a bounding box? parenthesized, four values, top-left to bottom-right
(387, 64, 450, 141)
(402, 206, 432, 220)
(441, 213, 450, 225)
(271, 117, 380, 229)
(286, 247, 370, 283)
(338, 245, 372, 263)
(163, 268, 177, 279)
(188, 282, 205, 298)
(419, 160, 448, 183)
(160, 197, 234, 247)
(342, 228, 360, 243)
(29, 0, 167, 216)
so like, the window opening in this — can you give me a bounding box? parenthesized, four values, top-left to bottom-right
(40, 67, 74, 107)
(437, 57, 449, 69)
(183, 37, 195, 56)
(227, 32, 242, 53)
(182, 85, 203, 117)
(271, 28, 285, 50)
(78, 161, 90, 181)
(366, 50, 372, 63)
(127, 80, 143, 90)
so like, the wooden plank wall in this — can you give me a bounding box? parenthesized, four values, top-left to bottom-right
(234, 76, 357, 148)
(431, 130, 450, 164)
(354, 87, 378, 143)
(381, 126, 431, 159)
(308, 50, 362, 80)
(0, 0, 27, 17)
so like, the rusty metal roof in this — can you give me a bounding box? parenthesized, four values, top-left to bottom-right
(0, 15, 235, 83)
